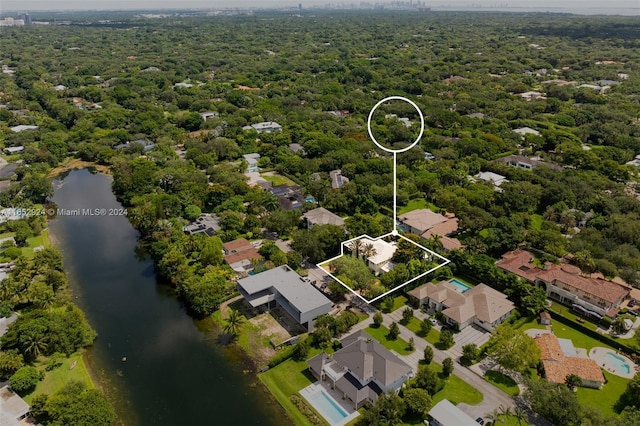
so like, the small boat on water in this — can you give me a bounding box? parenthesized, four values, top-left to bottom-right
(69, 361, 77, 370)
(122, 356, 127, 362)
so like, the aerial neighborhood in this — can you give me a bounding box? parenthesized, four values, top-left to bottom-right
(1, 8, 640, 426)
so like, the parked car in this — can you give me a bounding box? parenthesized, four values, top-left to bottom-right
(429, 317, 438, 325)
(629, 310, 638, 317)
(629, 299, 636, 307)
(476, 417, 485, 425)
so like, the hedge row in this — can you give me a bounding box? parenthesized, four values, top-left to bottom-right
(290, 395, 324, 426)
(267, 345, 297, 369)
(547, 309, 640, 356)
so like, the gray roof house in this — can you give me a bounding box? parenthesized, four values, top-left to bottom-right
(243, 153, 261, 173)
(329, 169, 349, 189)
(182, 213, 220, 236)
(9, 125, 38, 133)
(307, 330, 413, 409)
(428, 399, 476, 426)
(303, 207, 344, 228)
(237, 265, 332, 331)
(3, 146, 24, 154)
(242, 121, 282, 133)
(114, 139, 155, 152)
(0, 385, 30, 426)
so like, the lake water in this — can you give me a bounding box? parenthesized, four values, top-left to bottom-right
(48, 168, 287, 426)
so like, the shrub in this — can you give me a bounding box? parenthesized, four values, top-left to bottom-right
(442, 357, 454, 378)
(401, 307, 414, 325)
(373, 311, 383, 327)
(267, 345, 296, 368)
(419, 319, 432, 337)
(290, 395, 324, 426)
(423, 346, 434, 364)
(437, 330, 454, 350)
(10, 366, 40, 394)
(388, 322, 400, 340)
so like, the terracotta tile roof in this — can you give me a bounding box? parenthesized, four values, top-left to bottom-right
(537, 267, 629, 304)
(535, 334, 605, 385)
(440, 236, 464, 251)
(496, 250, 539, 282)
(223, 238, 262, 265)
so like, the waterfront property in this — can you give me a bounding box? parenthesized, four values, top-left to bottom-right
(223, 238, 262, 274)
(408, 281, 514, 331)
(307, 330, 414, 409)
(534, 333, 605, 389)
(299, 383, 359, 426)
(427, 399, 477, 426)
(237, 265, 332, 331)
(589, 347, 636, 379)
(497, 250, 629, 318)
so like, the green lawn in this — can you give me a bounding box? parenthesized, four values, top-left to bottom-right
(519, 317, 613, 351)
(430, 363, 483, 406)
(549, 302, 600, 332)
(262, 173, 298, 187)
(484, 370, 520, 396)
(530, 214, 543, 231)
(365, 325, 415, 355)
(576, 371, 629, 417)
(24, 352, 94, 404)
(398, 199, 438, 215)
(405, 316, 441, 345)
(259, 352, 327, 426)
(391, 295, 408, 312)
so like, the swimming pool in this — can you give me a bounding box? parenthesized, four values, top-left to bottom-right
(605, 352, 632, 375)
(449, 278, 471, 293)
(309, 391, 348, 424)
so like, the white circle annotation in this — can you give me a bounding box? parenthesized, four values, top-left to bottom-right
(366, 95, 425, 154)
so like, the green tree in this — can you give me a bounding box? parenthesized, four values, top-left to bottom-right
(461, 343, 479, 365)
(437, 330, 454, 350)
(402, 388, 432, 418)
(565, 374, 582, 391)
(408, 337, 415, 351)
(617, 372, 640, 411)
(401, 307, 413, 325)
(525, 379, 582, 426)
(382, 296, 395, 313)
(373, 311, 383, 328)
(388, 322, 400, 340)
(184, 204, 202, 221)
(414, 365, 442, 395)
(419, 319, 432, 337)
(9, 365, 40, 394)
(487, 325, 541, 373)
(223, 309, 244, 338)
(0, 349, 24, 379)
(423, 346, 434, 364)
(44, 380, 115, 426)
(199, 236, 224, 267)
(442, 357, 454, 378)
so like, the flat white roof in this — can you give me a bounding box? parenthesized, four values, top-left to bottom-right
(428, 399, 476, 426)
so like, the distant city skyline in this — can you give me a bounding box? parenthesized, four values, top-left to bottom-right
(0, 0, 638, 13)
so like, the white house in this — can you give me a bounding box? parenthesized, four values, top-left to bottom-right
(428, 399, 476, 426)
(242, 121, 282, 133)
(347, 237, 397, 275)
(513, 127, 540, 137)
(10, 125, 38, 133)
(199, 111, 219, 121)
(242, 153, 261, 172)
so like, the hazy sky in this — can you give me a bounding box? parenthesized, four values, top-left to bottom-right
(0, 0, 638, 11)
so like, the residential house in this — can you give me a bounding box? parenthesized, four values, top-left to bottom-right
(302, 207, 344, 228)
(409, 281, 514, 331)
(534, 333, 605, 389)
(3, 146, 24, 154)
(326, 110, 350, 118)
(346, 237, 397, 275)
(288, 143, 305, 155)
(519, 91, 546, 101)
(329, 169, 349, 189)
(114, 139, 155, 152)
(474, 171, 508, 191)
(0, 385, 30, 426)
(465, 112, 485, 119)
(397, 208, 463, 251)
(9, 125, 38, 133)
(223, 238, 262, 274)
(307, 330, 413, 409)
(428, 399, 477, 426)
(242, 121, 282, 133)
(174, 82, 194, 88)
(237, 265, 332, 331)
(513, 127, 540, 137)
(385, 114, 411, 128)
(182, 213, 220, 237)
(496, 154, 562, 171)
(199, 111, 219, 121)
(626, 154, 640, 168)
(243, 153, 261, 173)
(497, 250, 629, 318)
(270, 184, 306, 210)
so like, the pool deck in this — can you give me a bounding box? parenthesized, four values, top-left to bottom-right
(589, 347, 637, 379)
(300, 382, 359, 426)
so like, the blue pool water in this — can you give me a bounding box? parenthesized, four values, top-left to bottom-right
(449, 278, 472, 293)
(310, 391, 348, 424)
(605, 352, 632, 374)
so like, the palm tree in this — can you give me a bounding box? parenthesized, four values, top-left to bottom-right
(498, 405, 513, 419)
(350, 239, 364, 258)
(223, 309, 244, 338)
(513, 407, 528, 426)
(23, 331, 48, 358)
(362, 242, 377, 260)
(486, 408, 502, 426)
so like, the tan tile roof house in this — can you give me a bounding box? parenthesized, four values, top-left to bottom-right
(534, 333, 605, 389)
(408, 281, 514, 331)
(397, 208, 463, 251)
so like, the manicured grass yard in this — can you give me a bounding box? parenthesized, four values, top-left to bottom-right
(405, 316, 440, 345)
(576, 371, 629, 417)
(398, 199, 438, 215)
(391, 295, 408, 313)
(529, 214, 543, 231)
(262, 173, 298, 186)
(24, 352, 93, 404)
(259, 348, 329, 426)
(366, 325, 415, 355)
(484, 370, 520, 396)
(430, 363, 483, 406)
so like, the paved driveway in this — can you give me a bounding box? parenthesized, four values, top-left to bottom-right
(449, 324, 492, 359)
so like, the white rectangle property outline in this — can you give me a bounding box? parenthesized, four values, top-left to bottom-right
(317, 231, 451, 304)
